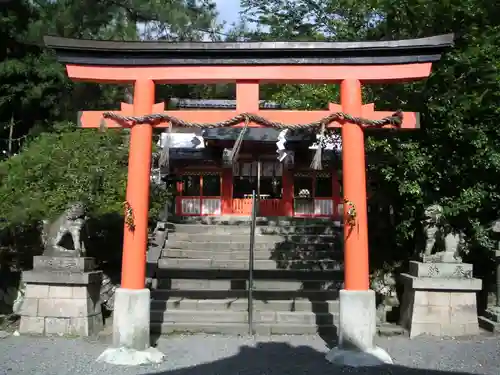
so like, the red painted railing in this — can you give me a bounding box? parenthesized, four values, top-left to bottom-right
(231, 198, 252, 215)
(177, 196, 340, 217)
(232, 198, 283, 216)
(259, 199, 282, 216)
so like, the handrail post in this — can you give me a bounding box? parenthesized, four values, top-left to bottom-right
(248, 190, 257, 335)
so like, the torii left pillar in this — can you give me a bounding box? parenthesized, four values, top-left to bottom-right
(98, 80, 165, 364)
(113, 79, 153, 346)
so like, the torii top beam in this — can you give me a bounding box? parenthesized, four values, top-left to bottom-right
(44, 34, 454, 84)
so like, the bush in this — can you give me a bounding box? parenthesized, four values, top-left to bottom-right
(0, 121, 169, 270)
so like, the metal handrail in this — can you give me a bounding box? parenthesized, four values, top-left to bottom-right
(248, 190, 257, 335)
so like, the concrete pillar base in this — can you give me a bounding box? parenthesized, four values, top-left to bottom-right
(97, 347, 165, 366)
(325, 289, 392, 367)
(112, 288, 151, 350)
(97, 288, 165, 365)
(326, 346, 392, 367)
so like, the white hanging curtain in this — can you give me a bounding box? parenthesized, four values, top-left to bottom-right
(158, 132, 205, 149)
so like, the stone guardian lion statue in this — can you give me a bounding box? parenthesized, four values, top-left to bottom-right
(41, 201, 88, 257)
(422, 203, 464, 263)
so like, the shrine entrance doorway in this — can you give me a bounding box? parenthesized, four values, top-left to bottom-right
(232, 159, 284, 216)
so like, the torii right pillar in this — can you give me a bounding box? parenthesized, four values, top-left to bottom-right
(327, 59, 454, 366)
(326, 79, 393, 366)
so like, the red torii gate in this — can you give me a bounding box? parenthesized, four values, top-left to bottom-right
(79, 94, 418, 293)
(45, 35, 453, 364)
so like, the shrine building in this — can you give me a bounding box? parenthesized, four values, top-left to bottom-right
(156, 98, 343, 219)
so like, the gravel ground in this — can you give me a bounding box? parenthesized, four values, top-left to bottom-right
(0, 333, 499, 375)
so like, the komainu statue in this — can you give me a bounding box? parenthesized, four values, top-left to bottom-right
(41, 201, 89, 257)
(422, 203, 464, 263)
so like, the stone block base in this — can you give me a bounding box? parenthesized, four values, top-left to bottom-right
(20, 314, 103, 336)
(400, 262, 482, 338)
(19, 268, 103, 337)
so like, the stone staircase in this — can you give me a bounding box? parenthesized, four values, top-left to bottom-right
(150, 216, 344, 336)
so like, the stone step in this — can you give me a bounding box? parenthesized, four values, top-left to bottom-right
(151, 288, 342, 300)
(377, 323, 407, 337)
(482, 308, 500, 323)
(151, 322, 338, 336)
(150, 298, 339, 312)
(169, 233, 339, 244)
(479, 316, 500, 333)
(169, 216, 340, 227)
(168, 224, 342, 235)
(150, 309, 338, 326)
(157, 258, 344, 271)
(156, 279, 342, 291)
(155, 268, 344, 280)
(167, 241, 340, 252)
(259, 226, 341, 235)
(169, 233, 279, 243)
(163, 249, 343, 261)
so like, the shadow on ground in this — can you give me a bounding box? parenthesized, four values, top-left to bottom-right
(141, 342, 482, 375)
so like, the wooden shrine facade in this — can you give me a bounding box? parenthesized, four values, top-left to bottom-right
(163, 99, 342, 218)
(175, 166, 341, 218)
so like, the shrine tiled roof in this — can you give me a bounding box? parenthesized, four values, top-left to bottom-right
(168, 98, 283, 109)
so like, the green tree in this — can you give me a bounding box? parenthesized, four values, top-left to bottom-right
(0, 0, 221, 273)
(0, 0, 223, 153)
(241, 0, 380, 40)
(0, 0, 69, 152)
(29, 0, 220, 41)
(240, 0, 500, 290)
(366, 0, 500, 243)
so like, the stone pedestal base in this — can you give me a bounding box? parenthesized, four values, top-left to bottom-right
(325, 290, 392, 367)
(18, 256, 103, 337)
(400, 261, 482, 338)
(479, 307, 500, 333)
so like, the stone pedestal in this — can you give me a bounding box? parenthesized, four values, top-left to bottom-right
(400, 261, 482, 338)
(19, 256, 103, 336)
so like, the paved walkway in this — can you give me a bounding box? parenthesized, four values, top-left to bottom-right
(0, 333, 498, 375)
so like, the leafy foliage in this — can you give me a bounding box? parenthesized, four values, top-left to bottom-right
(238, 0, 500, 292)
(241, 0, 381, 40)
(0, 122, 168, 226)
(0, 0, 222, 154)
(0, 1, 220, 274)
